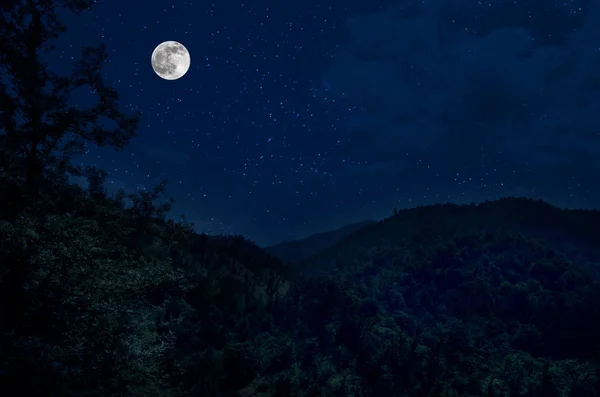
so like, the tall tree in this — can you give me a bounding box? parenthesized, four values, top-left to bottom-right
(0, 0, 139, 189)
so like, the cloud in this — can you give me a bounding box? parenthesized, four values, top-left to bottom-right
(327, 0, 600, 172)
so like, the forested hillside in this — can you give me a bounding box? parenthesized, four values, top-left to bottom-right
(281, 199, 600, 396)
(0, 177, 291, 396)
(3, 178, 600, 396)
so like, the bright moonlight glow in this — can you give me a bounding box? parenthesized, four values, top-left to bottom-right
(151, 41, 190, 80)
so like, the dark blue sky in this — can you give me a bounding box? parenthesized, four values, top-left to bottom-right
(45, 0, 598, 246)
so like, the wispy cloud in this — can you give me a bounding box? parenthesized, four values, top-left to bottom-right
(327, 1, 600, 172)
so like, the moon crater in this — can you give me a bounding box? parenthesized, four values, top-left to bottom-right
(151, 41, 190, 80)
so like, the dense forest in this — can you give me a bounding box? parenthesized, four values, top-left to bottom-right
(1, 1, 600, 396)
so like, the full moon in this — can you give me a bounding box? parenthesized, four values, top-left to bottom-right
(151, 41, 191, 80)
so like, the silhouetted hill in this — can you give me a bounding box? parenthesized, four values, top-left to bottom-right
(264, 219, 377, 263)
(0, 175, 292, 396)
(301, 197, 600, 276)
(2, 189, 600, 396)
(277, 197, 600, 396)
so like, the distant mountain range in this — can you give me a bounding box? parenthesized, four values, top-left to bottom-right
(299, 198, 600, 276)
(264, 219, 377, 263)
(5, 191, 600, 395)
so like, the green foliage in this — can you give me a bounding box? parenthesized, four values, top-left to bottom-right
(2, 170, 600, 397)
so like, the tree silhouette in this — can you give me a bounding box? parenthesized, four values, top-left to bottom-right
(0, 0, 139, 191)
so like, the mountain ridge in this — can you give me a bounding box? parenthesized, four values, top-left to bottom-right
(264, 219, 377, 263)
(298, 197, 600, 275)
(3, 189, 600, 396)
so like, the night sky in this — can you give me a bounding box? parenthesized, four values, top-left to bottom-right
(46, 0, 598, 246)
